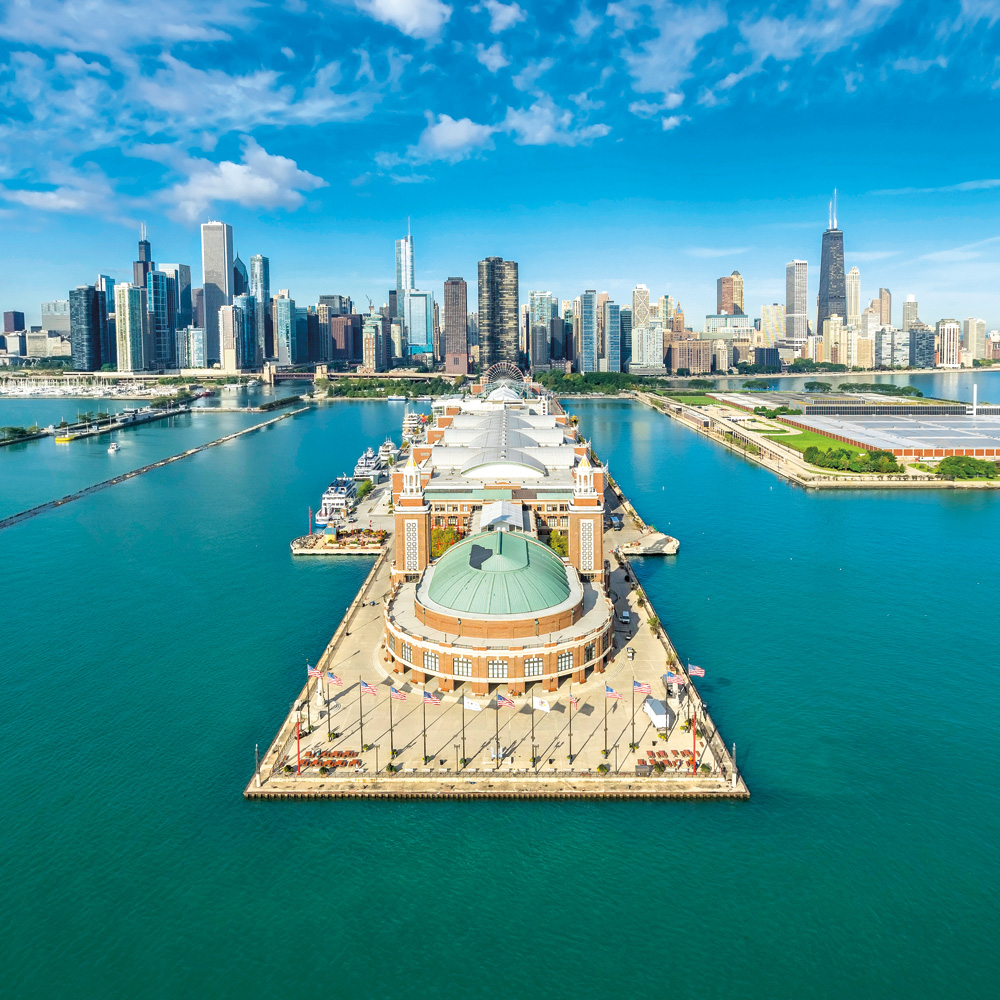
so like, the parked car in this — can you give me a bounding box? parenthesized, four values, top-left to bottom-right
(620, 609, 631, 625)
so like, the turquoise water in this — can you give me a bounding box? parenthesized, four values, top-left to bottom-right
(1, 394, 997, 999)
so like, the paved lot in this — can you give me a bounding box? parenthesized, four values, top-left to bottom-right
(792, 413, 1000, 452)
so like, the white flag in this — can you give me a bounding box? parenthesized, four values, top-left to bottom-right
(463, 696, 482, 712)
(532, 697, 551, 713)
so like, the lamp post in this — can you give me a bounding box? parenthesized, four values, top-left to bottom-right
(454, 743, 460, 773)
(532, 741, 539, 774)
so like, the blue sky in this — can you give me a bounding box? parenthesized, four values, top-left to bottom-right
(2, 0, 999, 329)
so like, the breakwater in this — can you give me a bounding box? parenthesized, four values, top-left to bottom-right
(0, 406, 311, 531)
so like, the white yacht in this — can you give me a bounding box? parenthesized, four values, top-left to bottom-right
(378, 437, 399, 464)
(353, 447, 383, 482)
(314, 476, 357, 525)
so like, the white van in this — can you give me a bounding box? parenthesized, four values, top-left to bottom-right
(620, 609, 631, 625)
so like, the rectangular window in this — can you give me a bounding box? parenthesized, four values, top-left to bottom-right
(558, 651, 573, 671)
(423, 650, 439, 672)
(585, 643, 595, 662)
(454, 657, 472, 678)
(487, 659, 508, 679)
(387, 633, 395, 653)
(447, 517, 457, 527)
(402, 644, 412, 664)
(559, 517, 568, 528)
(524, 657, 543, 677)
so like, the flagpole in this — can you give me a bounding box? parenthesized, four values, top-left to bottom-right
(530, 684, 535, 757)
(604, 687, 608, 755)
(631, 675, 635, 749)
(422, 687, 427, 762)
(389, 685, 395, 758)
(306, 670, 312, 732)
(495, 694, 500, 769)
(358, 674, 364, 750)
(692, 704, 697, 775)
(295, 710, 301, 774)
(462, 695, 466, 765)
(568, 676, 573, 763)
(326, 673, 331, 739)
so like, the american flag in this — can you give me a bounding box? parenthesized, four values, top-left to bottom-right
(307, 665, 322, 678)
(606, 685, 622, 700)
(361, 680, 378, 697)
(390, 686, 407, 702)
(688, 663, 706, 677)
(327, 672, 344, 687)
(497, 694, 515, 709)
(569, 695, 579, 707)
(423, 691, 441, 705)
(634, 680, 652, 694)
(664, 672, 684, 685)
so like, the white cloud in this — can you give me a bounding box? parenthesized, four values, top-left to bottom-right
(893, 55, 948, 73)
(481, 0, 526, 33)
(661, 114, 690, 130)
(572, 5, 601, 40)
(354, 0, 452, 40)
(281, 46, 295, 60)
(686, 246, 751, 258)
(570, 91, 604, 111)
(504, 96, 610, 145)
(476, 42, 510, 72)
(607, 1, 641, 31)
(872, 178, 1000, 195)
(407, 112, 497, 163)
(0, 165, 123, 218)
(739, 0, 901, 64)
(512, 58, 553, 91)
(621, 2, 728, 98)
(155, 137, 327, 222)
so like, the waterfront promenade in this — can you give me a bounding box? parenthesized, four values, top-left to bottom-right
(247, 506, 745, 801)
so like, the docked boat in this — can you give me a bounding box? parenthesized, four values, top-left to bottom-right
(315, 476, 357, 525)
(387, 394, 405, 402)
(245, 378, 262, 387)
(353, 447, 383, 482)
(401, 408, 423, 437)
(378, 437, 399, 464)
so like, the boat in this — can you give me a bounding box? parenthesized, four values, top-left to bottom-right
(401, 407, 423, 436)
(314, 476, 358, 525)
(387, 394, 406, 402)
(246, 378, 262, 387)
(378, 437, 399, 464)
(353, 446, 383, 482)
(107, 441, 120, 454)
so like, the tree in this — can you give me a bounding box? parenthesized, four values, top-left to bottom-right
(804, 380, 833, 392)
(431, 526, 459, 557)
(548, 531, 568, 557)
(356, 479, 374, 501)
(688, 378, 715, 389)
(742, 379, 771, 391)
(675, 367, 691, 377)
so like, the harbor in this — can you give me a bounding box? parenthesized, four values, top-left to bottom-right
(248, 374, 744, 800)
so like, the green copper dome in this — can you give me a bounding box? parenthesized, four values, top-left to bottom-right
(426, 531, 571, 616)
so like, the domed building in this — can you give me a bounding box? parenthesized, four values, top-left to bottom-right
(383, 383, 615, 694)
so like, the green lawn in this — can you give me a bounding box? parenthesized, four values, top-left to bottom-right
(758, 427, 866, 457)
(659, 394, 730, 407)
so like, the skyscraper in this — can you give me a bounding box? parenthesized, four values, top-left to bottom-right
(604, 300, 621, 373)
(529, 290, 557, 368)
(250, 255, 270, 359)
(619, 307, 632, 369)
(114, 283, 147, 371)
(159, 264, 191, 330)
(578, 290, 598, 372)
(404, 289, 435, 357)
(785, 260, 808, 340)
(146, 270, 177, 369)
(477, 257, 519, 368)
(937, 319, 960, 367)
(817, 194, 846, 339)
(846, 266, 861, 327)
(901, 295, 919, 333)
(201, 221, 234, 364)
(879, 288, 891, 327)
(133, 226, 154, 288)
(4, 310, 25, 332)
(273, 294, 296, 365)
(716, 271, 744, 315)
(632, 285, 650, 357)
(232, 255, 248, 296)
(69, 285, 107, 371)
(964, 317, 987, 358)
(443, 277, 468, 374)
(395, 229, 415, 317)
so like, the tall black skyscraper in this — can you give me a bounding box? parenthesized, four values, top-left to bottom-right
(817, 192, 846, 339)
(478, 257, 519, 369)
(69, 285, 108, 371)
(133, 225, 154, 288)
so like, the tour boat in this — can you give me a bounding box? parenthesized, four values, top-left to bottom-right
(353, 447, 383, 481)
(387, 394, 405, 401)
(378, 437, 399, 464)
(314, 476, 357, 525)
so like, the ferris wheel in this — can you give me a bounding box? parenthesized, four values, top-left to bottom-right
(482, 361, 525, 385)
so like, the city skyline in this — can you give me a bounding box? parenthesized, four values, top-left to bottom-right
(0, 2, 998, 327)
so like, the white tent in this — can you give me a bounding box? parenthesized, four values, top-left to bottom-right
(643, 697, 672, 729)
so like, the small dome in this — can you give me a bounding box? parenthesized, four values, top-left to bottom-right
(425, 531, 571, 616)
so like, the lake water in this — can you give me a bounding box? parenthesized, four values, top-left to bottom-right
(0, 384, 996, 999)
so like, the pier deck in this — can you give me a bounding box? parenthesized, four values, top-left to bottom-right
(247, 515, 746, 801)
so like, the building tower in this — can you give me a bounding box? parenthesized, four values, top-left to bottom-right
(817, 191, 846, 341)
(442, 277, 468, 373)
(393, 455, 431, 580)
(785, 260, 808, 340)
(901, 295, 919, 333)
(233, 255, 248, 296)
(478, 257, 520, 369)
(846, 266, 861, 328)
(250, 254, 270, 359)
(578, 290, 598, 372)
(568, 452, 605, 586)
(69, 285, 108, 372)
(201, 220, 234, 365)
(133, 224, 154, 288)
(395, 225, 415, 319)
(879, 287, 891, 328)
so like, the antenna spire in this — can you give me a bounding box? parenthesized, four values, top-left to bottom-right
(833, 188, 838, 230)
(407, 216, 411, 239)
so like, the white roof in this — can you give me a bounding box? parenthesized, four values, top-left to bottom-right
(479, 500, 525, 531)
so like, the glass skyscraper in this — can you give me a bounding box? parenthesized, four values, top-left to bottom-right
(604, 301, 621, 373)
(69, 285, 107, 372)
(201, 220, 234, 365)
(817, 220, 846, 339)
(146, 270, 177, 369)
(250, 255, 270, 359)
(579, 290, 598, 373)
(478, 257, 519, 368)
